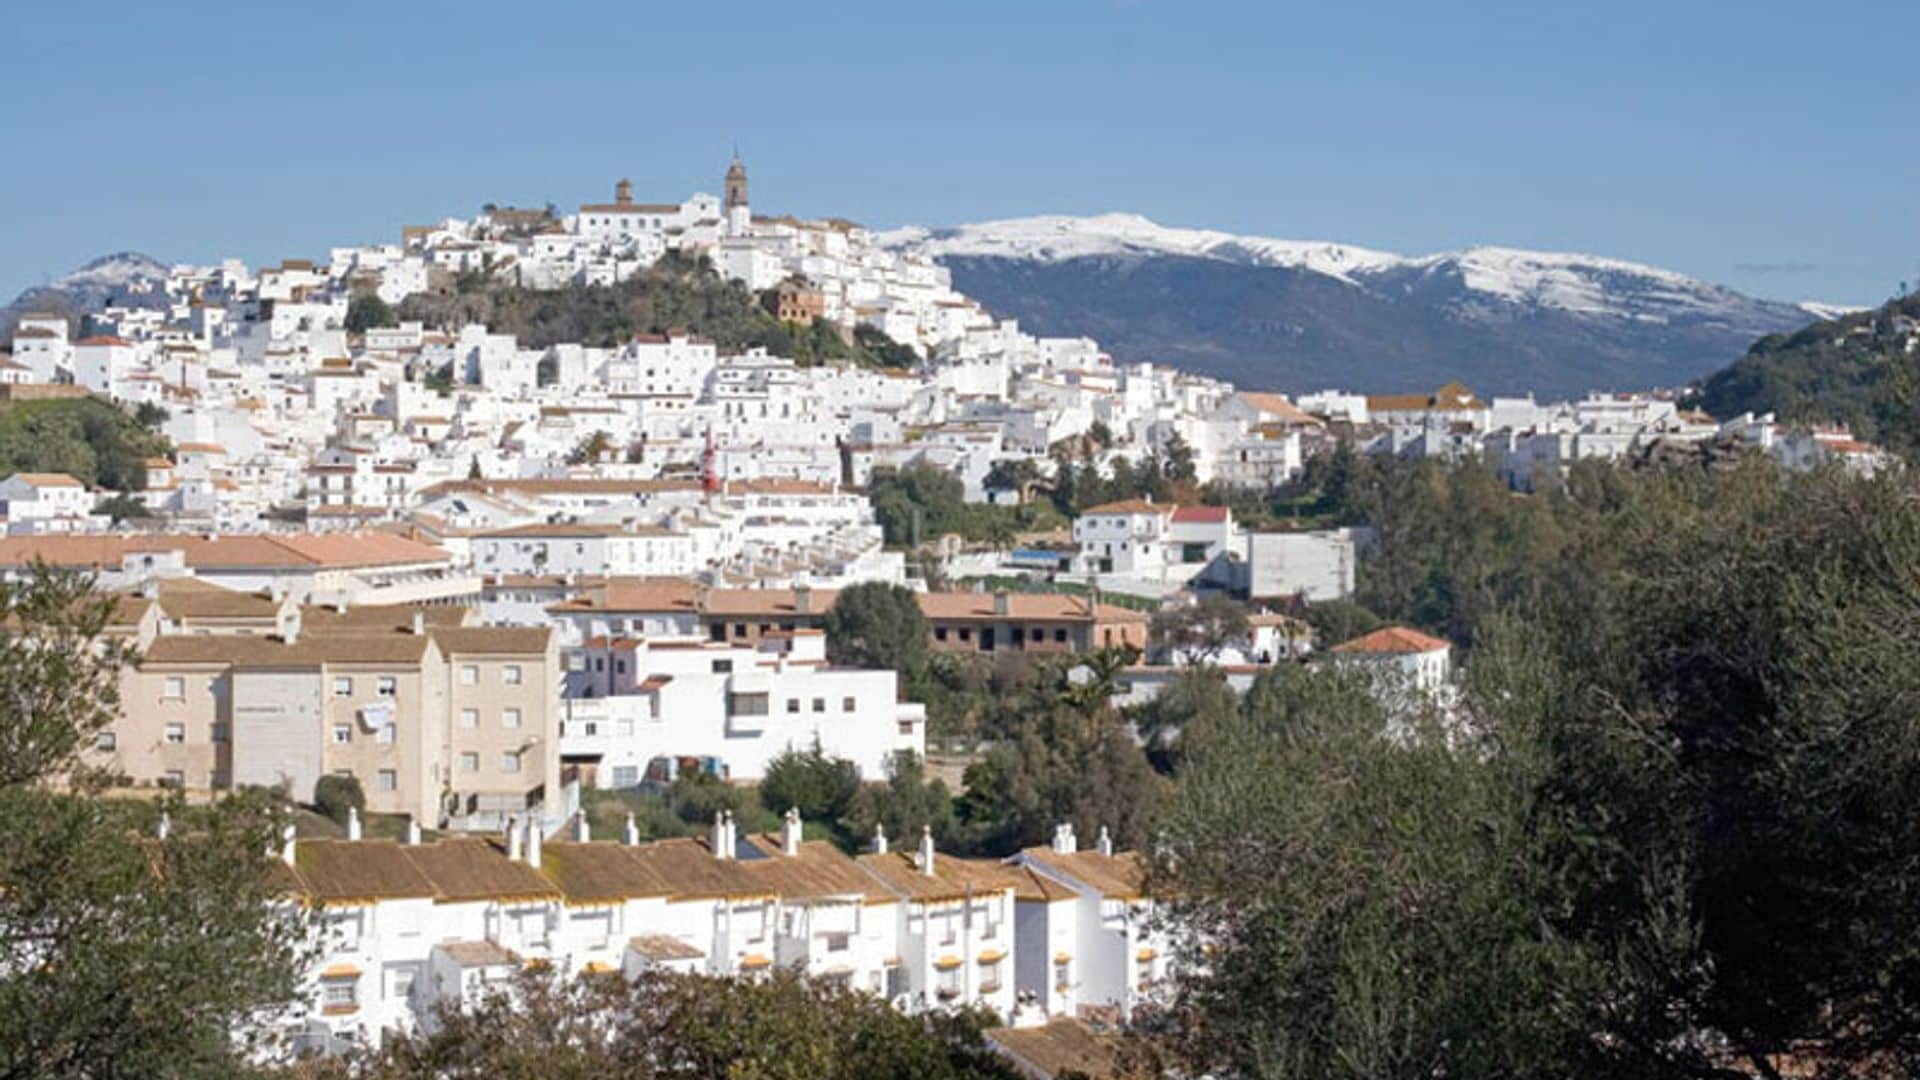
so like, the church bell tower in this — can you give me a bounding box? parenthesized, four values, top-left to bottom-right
(724, 153, 749, 235)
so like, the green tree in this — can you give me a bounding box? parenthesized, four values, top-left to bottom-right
(761, 744, 861, 820)
(1149, 594, 1251, 664)
(325, 968, 1019, 1079)
(843, 752, 957, 850)
(0, 571, 308, 1076)
(823, 581, 929, 679)
(314, 773, 365, 826)
(344, 292, 397, 334)
(93, 491, 150, 523)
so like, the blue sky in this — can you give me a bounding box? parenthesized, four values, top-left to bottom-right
(3, 0, 1912, 306)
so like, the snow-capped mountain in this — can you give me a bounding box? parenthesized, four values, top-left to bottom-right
(881, 214, 1822, 396)
(0, 252, 171, 337)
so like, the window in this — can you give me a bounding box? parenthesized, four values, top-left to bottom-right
(500, 751, 521, 774)
(376, 723, 395, 744)
(503, 665, 522, 685)
(459, 665, 478, 686)
(377, 769, 397, 792)
(610, 765, 639, 788)
(376, 676, 397, 697)
(164, 722, 185, 745)
(787, 698, 801, 714)
(1054, 628, 1068, 643)
(459, 752, 479, 772)
(501, 707, 521, 729)
(898, 720, 916, 736)
(709, 623, 726, 642)
(95, 731, 116, 752)
(212, 722, 229, 743)
(728, 692, 769, 717)
(958, 628, 972, 642)
(733, 623, 747, 638)
(322, 978, 357, 1010)
(842, 696, 856, 712)
(711, 659, 733, 674)
(459, 708, 478, 729)
(163, 676, 185, 700)
(934, 626, 948, 641)
(332, 724, 351, 745)
(565, 653, 585, 672)
(163, 769, 185, 788)
(332, 677, 353, 697)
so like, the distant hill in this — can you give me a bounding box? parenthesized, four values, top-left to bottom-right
(880, 213, 1826, 398)
(0, 253, 171, 338)
(1692, 294, 1920, 454)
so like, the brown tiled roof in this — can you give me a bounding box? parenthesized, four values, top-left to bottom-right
(0, 532, 448, 571)
(429, 625, 551, 656)
(917, 592, 1146, 625)
(436, 939, 520, 968)
(1237, 391, 1324, 426)
(404, 839, 559, 903)
(6, 472, 84, 487)
(143, 630, 433, 668)
(301, 604, 470, 636)
(1020, 848, 1147, 901)
(740, 836, 897, 902)
(856, 850, 1023, 904)
(1080, 499, 1170, 516)
(987, 1019, 1125, 1080)
(1009, 865, 1076, 903)
(704, 588, 838, 618)
(626, 837, 771, 901)
(540, 842, 674, 902)
(295, 840, 435, 903)
(546, 578, 699, 614)
(627, 933, 703, 960)
(153, 579, 277, 621)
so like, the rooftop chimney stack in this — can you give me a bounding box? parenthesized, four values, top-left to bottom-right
(525, 818, 542, 869)
(711, 810, 732, 860)
(793, 584, 812, 615)
(280, 824, 297, 867)
(918, 825, 936, 877)
(624, 812, 640, 846)
(507, 816, 523, 861)
(346, 806, 362, 842)
(156, 811, 171, 841)
(575, 814, 591, 843)
(411, 610, 425, 636)
(994, 590, 1011, 617)
(782, 807, 802, 856)
(1098, 825, 1113, 857)
(1052, 822, 1078, 855)
(872, 823, 889, 855)
(406, 816, 423, 846)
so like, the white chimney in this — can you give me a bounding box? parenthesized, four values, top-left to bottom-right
(574, 814, 591, 843)
(156, 811, 171, 841)
(781, 807, 802, 856)
(406, 816, 423, 846)
(993, 590, 1011, 617)
(525, 818, 542, 869)
(711, 811, 731, 860)
(623, 812, 640, 846)
(872, 823, 889, 855)
(1097, 825, 1113, 857)
(1052, 822, 1078, 855)
(507, 816, 523, 861)
(918, 825, 936, 877)
(280, 823, 297, 867)
(411, 610, 425, 636)
(346, 806, 362, 841)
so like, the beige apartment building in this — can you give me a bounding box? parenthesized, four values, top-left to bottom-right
(94, 580, 560, 831)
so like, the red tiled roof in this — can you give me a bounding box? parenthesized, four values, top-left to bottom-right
(1329, 626, 1451, 655)
(1169, 505, 1228, 524)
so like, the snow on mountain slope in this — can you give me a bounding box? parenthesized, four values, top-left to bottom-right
(51, 252, 170, 290)
(881, 213, 1792, 324)
(876, 213, 1404, 284)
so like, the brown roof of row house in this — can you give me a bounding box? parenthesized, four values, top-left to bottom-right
(739, 835, 898, 903)
(0, 532, 449, 571)
(143, 630, 435, 668)
(152, 579, 281, 621)
(918, 592, 1146, 625)
(429, 625, 553, 656)
(294, 840, 436, 903)
(300, 604, 472, 636)
(1018, 848, 1149, 902)
(625, 837, 772, 901)
(403, 839, 559, 903)
(539, 842, 675, 903)
(627, 934, 703, 960)
(987, 1019, 1125, 1080)
(856, 849, 1026, 904)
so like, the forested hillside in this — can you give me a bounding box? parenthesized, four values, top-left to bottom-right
(1694, 293, 1920, 453)
(394, 253, 916, 368)
(0, 397, 168, 491)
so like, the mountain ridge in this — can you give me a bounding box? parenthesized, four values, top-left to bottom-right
(879, 213, 1823, 397)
